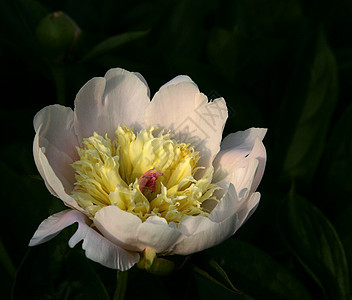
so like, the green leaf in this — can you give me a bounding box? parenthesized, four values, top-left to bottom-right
(194, 270, 254, 300)
(12, 234, 110, 300)
(325, 102, 352, 194)
(207, 239, 312, 299)
(191, 252, 241, 294)
(278, 193, 351, 299)
(283, 30, 338, 180)
(80, 30, 149, 62)
(0, 238, 16, 280)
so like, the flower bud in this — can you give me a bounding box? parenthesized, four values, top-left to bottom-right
(137, 248, 175, 276)
(36, 11, 81, 61)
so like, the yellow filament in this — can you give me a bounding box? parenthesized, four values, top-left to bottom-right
(71, 125, 220, 223)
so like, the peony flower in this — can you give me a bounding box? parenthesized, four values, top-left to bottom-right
(29, 68, 267, 271)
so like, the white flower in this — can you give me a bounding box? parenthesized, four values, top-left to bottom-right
(29, 68, 267, 271)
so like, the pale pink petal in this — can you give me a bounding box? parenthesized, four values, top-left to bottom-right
(234, 192, 261, 231)
(173, 187, 261, 255)
(133, 72, 150, 97)
(29, 210, 139, 270)
(220, 127, 267, 151)
(94, 206, 181, 254)
(172, 214, 237, 255)
(210, 183, 261, 231)
(74, 68, 150, 141)
(235, 138, 267, 193)
(145, 80, 228, 176)
(158, 75, 195, 90)
(94, 206, 142, 251)
(35, 137, 84, 212)
(29, 210, 74, 246)
(226, 158, 259, 201)
(33, 105, 83, 212)
(213, 128, 267, 194)
(209, 183, 240, 222)
(136, 216, 181, 253)
(33, 105, 79, 194)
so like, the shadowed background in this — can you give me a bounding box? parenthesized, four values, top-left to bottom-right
(1, 0, 352, 299)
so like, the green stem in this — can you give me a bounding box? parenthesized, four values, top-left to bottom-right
(51, 64, 66, 105)
(0, 238, 16, 279)
(113, 270, 128, 300)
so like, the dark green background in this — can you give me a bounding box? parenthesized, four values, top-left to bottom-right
(1, 0, 352, 299)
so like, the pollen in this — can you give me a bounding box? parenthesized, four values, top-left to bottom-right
(71, 125, 220, 224)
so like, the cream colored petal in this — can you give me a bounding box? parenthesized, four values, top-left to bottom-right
(173, 191, 260, 255)
(33, 105, 79, 193)
(94, 206, 181, 254)
(35, 137, 84, 212)
(94, 205, 142, 251)
(172, 214, 237, 255)
(29, 210, 139, 270)
(145, 80, 228, 176)
(136, 216, 181, 253)
(33, 105, 83, 211)
(209, 183, 239, 222)
(234, 192, 261, 232)
(213, 128, 267, 194)
(158, 75, 195, 90)
(74, 68, 150, 141)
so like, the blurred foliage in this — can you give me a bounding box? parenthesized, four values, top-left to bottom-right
(1, 0, 352, 299)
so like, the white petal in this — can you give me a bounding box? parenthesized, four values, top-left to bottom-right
(220, 127, 267, 151)
(213, 128, 267, 193)
(137, 216, 181, 253)
(29, 209, 74, 246)
(173, 214, 237, 255)
(158, 75, 195, 90)
(94, 206, 181, 254)
(234, 192, 261, 231)
(74, 68, 150, 141)
(209, 183, 239, 222)
(33, 105, 79, 193)
(145, 80, 228, 176)
(210, 184, 261, 232)
(34, 134, 84, 212)
(94, 205, 141, 251)
(29, 210, 139, 270)
(33, 105, 83, 212)
(133, 72, 150, 97)
(173, 191, 260, 255)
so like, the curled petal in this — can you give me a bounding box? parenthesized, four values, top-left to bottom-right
(29, 210, 139, 270)
(137, 216, 181, 254)
(33, 106, 83, 212)
(173, 214, 238, 255)
(94, 206, 181, 253)
(33, 105, 79, 197)
(173, 189, 260, 255)
(213, 127, 267, 195)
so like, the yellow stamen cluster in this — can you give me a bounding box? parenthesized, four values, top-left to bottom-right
(71, 125, 220, 224)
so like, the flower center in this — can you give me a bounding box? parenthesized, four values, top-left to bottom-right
(71, 125, 220, 223)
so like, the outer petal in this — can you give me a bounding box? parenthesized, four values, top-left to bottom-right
(29, 210, 139, 270)
(172, 214, 237, 255)
(213, 127, 267, 195)
(173, 189, 260, 255)
(94, 206, 181, 253)
(210, 184, 261, 230)
(145, 78, 228, 176)
(74, 68, 150, 141)
(137, 216, 181, 253)
(33, 105, 82, 211)
(158, 75, 195, 90)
